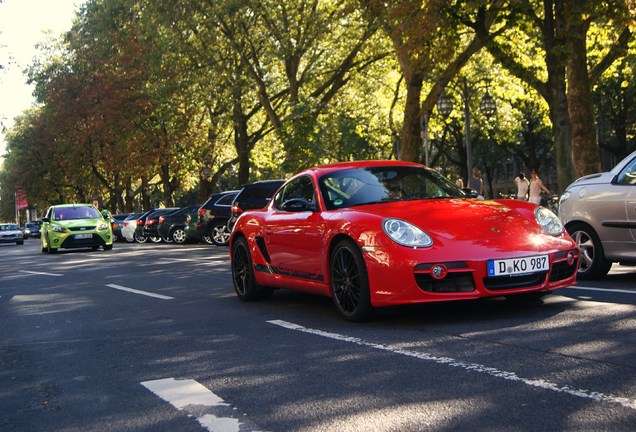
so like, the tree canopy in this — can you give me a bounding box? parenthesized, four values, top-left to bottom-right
(1, 0, 634, 220)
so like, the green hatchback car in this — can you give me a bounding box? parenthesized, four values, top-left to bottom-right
(41, 204, 113, 253)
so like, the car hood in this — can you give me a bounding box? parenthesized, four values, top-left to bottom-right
(338, 199, 565, 250)
(54, 218, 105, 227)
(566, 172, 615, 188)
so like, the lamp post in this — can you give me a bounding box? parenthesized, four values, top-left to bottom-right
(437, 77, 496, 183)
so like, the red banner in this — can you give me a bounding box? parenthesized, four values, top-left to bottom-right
(16, 190, 28, 210)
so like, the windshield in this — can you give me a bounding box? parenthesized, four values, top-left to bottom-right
(53, 206, 102, 221)
(0, 224, 19, 231)
(319, 166, 466, 210)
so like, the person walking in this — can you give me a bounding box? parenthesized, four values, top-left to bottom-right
(514, 173, 529, 200)
(469, 167, 484, 198)
(528, 169, 551, 205)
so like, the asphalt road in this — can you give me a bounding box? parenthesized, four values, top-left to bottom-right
(1, 240, 635, 431)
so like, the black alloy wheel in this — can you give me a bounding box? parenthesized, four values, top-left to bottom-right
(231, 237, 272, 301)
(330, 239, 374, 321)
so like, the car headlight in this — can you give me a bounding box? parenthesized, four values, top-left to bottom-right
(534, 207, 564, 236)
(559, 191, 571, 205)
(383, 218, 433, 247)
(52, 225, 68, 233)
(97, 222, 109, 231)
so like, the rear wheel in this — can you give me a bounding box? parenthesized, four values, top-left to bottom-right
(201, 235, 214, 245)
(134, 234, 147, 243)
(330, 239, 375, 321)
(231, 237, 272, 301)
(149, 236, 162, 243)
(567, 223, 612, 279)
(171, 227, 187, 244)
(211, 221, 231, 246)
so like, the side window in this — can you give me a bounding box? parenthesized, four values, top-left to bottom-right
(615, 157, 636, 185)
(216, 193, 236, 206)
(274, 176, 315, 210)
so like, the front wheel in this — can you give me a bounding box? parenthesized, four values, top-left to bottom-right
(330, 239, 375, 322)
(231, 237, 272, 301)
(567, 223, 612, 279)
(149, 236, 162, 243)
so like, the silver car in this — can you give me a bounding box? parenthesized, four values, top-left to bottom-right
(0, 223, 25, 245)
(559, 150, 636, 279)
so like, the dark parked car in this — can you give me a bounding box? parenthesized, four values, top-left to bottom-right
(227, 180, 285, 232)
(196, 190, 239, 246)
(157, 205, 201, 244)
(111, 213, 130, 242)
(143, 208, 180, 242)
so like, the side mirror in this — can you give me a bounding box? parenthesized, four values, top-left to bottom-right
(42, 217, 50, 223)
(281, 198, 317, 212)
(462, 188, 480, 198)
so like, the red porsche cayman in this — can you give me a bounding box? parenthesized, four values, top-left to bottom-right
(229, 160, 578, 321)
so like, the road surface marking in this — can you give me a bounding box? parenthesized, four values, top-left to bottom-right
(568, 286, 636, 295)
(18, 270, 64, 277)
(141, 378, 241, 432)
(106, 284, 174, 300)
(268, 320, 636, 411)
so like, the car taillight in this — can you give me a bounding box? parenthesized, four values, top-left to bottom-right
(186, 215, 191, 224)
(231, 203, 241, 214)
(198, 208, 205, 217)
(159, 216, 165, 224)
(137, 219, 143, 227)
(145, 218, 155, 226)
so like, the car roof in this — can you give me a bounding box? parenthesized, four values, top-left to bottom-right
(301, 160, 423, 177)
(50, 203, 93, 208)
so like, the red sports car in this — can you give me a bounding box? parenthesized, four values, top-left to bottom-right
(229, 160, 578, 321)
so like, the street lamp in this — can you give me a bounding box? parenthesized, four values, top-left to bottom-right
(436, 77, 496, 184)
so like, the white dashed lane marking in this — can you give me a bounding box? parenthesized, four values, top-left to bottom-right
(269, 320, 636, 411)
(18, 270, 64, 277)
(141, 378, 244, 432)
(106, 284, 174, 300)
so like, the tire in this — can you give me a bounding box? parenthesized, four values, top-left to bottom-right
(210, 221, 231, 246)
(17, 240, 24, 245)
(231, 236, 273, 301)
(171, 227, 187, 244)
(330, 239, 375, 322)
(201, 235, 214, 245)
(134, 234, 148, 243)
(104, 244, 113, 251)
(567, 223, 612, 280)
(162, 235, 173, 243)
(149, 236, 162, 243)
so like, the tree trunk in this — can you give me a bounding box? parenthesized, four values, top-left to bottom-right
(565, 2, 601, 177)
(399, 72, 424, 162)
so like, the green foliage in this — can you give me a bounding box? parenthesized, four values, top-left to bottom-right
(0, 0, 634, 214)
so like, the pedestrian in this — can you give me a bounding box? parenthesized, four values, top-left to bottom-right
(469, 167, 484, 198)
(514, 172, 529, 200)
(528, 169, 551, 205)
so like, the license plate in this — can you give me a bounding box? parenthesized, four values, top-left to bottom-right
(487, 255, 549, 277)
(74, 233, 92, 239)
